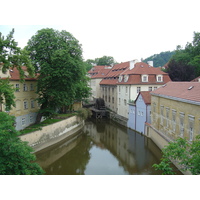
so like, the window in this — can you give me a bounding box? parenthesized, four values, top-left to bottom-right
(23, 84, 28, 91)
(126, 86, 128, 94)
(119, 98, 121, 105)
(119, 86, 121, 93)
(22, 118, 26, 126)
(31, 100, 35, 108)
(30, 116, 33, 123)
(24, 100, 28, 109)
(124, 99, 127, 106)
(179, 113, 185, 137)
(112, 97, 114, 103)
(30, 83, 34, 91)
(188, 116, 195, 141)
(142, 75, 148, 82)
(15, 84, 20, 92)
(137, 87, 141, 93)
(154, 87, 157, 90)
(157, 75, 163, 82)
(166, 108, 170, 128)
(148, 87, 152, 91)
(160, 106, 164, 125)
(172, 110, 176, 132)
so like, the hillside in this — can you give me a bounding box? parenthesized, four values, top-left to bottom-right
(143, 51, 175, 67)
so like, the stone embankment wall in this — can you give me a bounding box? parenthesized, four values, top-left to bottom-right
(19, 116, 84, 152)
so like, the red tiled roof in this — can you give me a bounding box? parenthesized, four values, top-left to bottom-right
(100, 62, 130, 85)
(88, 66, 112, 79)
(100, 61, 171, 85)
(140, 91, 151, 104)
(118, 74, 171, 85)
(121, 62, 167, 75)
(2, 66, 37, 81)
(151, 82, 200, 103)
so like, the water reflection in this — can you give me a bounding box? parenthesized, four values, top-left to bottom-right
(36, 118, 181, 175)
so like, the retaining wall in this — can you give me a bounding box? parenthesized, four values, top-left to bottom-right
(19, 116, 84, 152)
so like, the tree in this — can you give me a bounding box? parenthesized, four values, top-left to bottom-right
(153, 136, 200, 175)
(95, 56, 116, 66)
(167, 58, 196, 81)
(0, 112, 44, 175)
(26, 28, 90, 122)
(166, 32, 200, 80)
(85, 55, 117, 69)
(0, 29, 34, 110)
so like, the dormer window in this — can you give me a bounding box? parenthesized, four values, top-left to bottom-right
(124, 75, 129, 82)
(157, 75, 163, 82)
(142, 75, 148, 82)
(119, 75, 123, 82)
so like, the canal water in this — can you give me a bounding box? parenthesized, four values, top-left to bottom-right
(36, 118, 181, 175)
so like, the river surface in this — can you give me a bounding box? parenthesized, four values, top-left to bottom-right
(36, 118, 181, 175)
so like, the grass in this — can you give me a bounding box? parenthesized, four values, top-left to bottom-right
(19, 113, 76, 135)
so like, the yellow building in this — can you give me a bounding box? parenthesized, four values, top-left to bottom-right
(0, 65, 39, 130)
(147, 82, 200, 150)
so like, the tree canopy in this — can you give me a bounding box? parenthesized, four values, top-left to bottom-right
(26, 28, 91, 121)
(85, 55, 117, 71)
(166, 32, 200, 81)
(0, 112, 44, 175)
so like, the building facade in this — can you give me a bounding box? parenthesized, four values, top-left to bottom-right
(116, 61, 171, 119)
(148, 82, 200, 150)
(128, 91, 151, 134)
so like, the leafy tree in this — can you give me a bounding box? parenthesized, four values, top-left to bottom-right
(0, 112, 44, 175)
(26, 28, 91, 122)
(166, 32, 200, 80)
(167, 57, 196, 81)
(0, 29, 34, 110)
(0, 79, 15, 111)
(153, 136, 200, 175)
(95, 56, 116, 66)
(85, 56, 117, 69)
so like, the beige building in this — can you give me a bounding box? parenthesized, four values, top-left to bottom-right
(0, 65, 39, 130)
(88, 66, 112, 101)
(147, 82, 200, 150)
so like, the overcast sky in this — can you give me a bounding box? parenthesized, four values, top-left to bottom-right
(1, 0, 200, 63)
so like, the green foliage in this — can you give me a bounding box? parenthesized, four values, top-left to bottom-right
(0, 112, 44, 175)
(26, 28, 91, 120)
(76, 108, 92, 120)
(85, 55, 117, 68)
(0, 79, 15, 111)
(153, 136, 200, 175)
(143, 51, 175, 68)
(166, 32, 200, 80)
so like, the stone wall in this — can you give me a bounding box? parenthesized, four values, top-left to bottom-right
(19, 116, 84, 152)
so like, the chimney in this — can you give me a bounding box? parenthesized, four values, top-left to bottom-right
(147, 61, 153, 67)
(130, 59, 138, 70)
